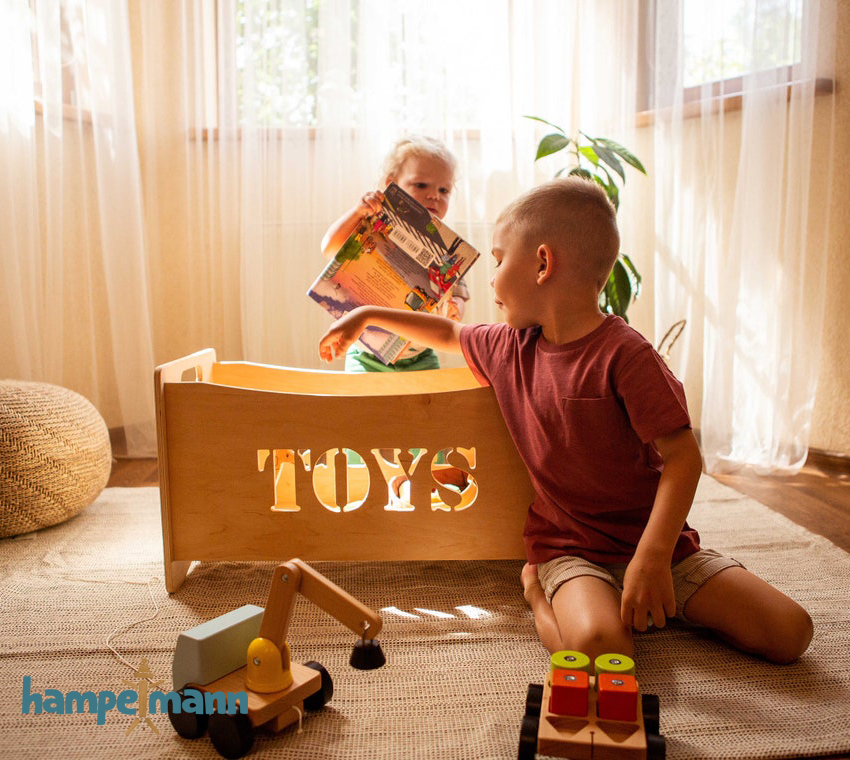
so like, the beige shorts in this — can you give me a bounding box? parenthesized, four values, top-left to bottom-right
(537, 548, 744, 623)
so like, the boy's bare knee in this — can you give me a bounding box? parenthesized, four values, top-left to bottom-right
(730, 603, 813, 664)
(684, 568, 813, 663)
(560, 621, 633, 661)
(762, 608, 813, 664)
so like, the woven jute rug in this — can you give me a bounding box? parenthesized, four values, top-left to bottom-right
(1, 476, 848, 759)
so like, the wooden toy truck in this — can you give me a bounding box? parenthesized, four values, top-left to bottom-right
(167, 558, 385, 758)
(518, 652, 665, 760)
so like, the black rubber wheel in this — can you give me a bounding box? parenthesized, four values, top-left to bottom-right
(642, 693, 661, 735)
(167, 690, 209, 739)
(208, 710, 254, 759)
(303, 660, 334, 710)
(525, 683, 544, 717)
(517, 713, 539, 760)
(646, 731, 667, 760)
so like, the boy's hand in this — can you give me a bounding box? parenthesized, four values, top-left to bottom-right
(319, 305, 464, 360)
(620, 554, 676, 631)
(319, 309, 369, 362)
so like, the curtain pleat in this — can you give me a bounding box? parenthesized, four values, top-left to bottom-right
(1, 0, 156, 456)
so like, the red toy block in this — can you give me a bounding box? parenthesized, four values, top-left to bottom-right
(597, 672, 638, 721)
(549, 669, 589, 716)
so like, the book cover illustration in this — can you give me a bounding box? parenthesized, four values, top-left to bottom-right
(308, 182, 480, 364)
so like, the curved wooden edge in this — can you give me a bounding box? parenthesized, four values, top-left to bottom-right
(210, 361, 482, 396)
(155, 349, 217, 592)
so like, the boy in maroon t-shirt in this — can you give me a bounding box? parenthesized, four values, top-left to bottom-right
(318, 177, 812, 665)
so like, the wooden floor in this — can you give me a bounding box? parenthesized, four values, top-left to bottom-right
(110, 453, 850, 552)
(711, 452, 850, 553)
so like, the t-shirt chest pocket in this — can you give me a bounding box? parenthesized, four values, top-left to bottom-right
(559, 396, 634, 458)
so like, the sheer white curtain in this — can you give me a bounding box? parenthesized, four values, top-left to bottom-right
(4, 1, 834, 470)
(650, 0, 836, 473)
(1, 0, 156, 456)
(136, 0, 643, 372)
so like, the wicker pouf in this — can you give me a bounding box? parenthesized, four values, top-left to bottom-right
(0, 380, 112, 537)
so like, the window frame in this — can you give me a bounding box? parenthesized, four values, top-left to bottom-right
(635, 0, 833, 126)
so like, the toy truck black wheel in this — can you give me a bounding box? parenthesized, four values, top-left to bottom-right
(642, 692, 661, 735)
(167, 689, 209, 739)
(525, 683, 544, 717)
(208, 710, 254, 759)
(517, 713, 539, 760)
(646, 731, 666, 760)
(303, 661, 334, 710)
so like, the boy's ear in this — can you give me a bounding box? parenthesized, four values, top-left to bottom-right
(536, 244, 554, 284)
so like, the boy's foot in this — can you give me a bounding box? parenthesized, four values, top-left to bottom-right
(521, 562, 544, 606)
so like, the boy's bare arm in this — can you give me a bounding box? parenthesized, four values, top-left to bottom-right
(318, 305, 464, 362)
(620, 426, 703, 631)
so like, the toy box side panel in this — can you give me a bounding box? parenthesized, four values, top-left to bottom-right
(155, 349, 217, 592)
(161, 380, 533, 564)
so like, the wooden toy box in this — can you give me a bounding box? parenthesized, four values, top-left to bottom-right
(155, 349, 534, 592)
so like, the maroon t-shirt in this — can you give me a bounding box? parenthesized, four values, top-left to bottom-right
(460, 316, 701, 565)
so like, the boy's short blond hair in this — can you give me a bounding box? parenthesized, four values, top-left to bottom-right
(497, 177, 620, 292)
(382, 135, 457, 185)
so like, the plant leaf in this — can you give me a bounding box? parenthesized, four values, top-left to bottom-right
(619, 253, 642, 296)
(568, 167, 593, 180)
(602, 258, 633, 321)
(590, 168, 619, 210)
(605, 178, 620, 211)
(596, 138, 647, 174)
(600, 271, 620, 318)
(599, 285, 611, 314)
(578, 145, 599, 166)
(535, 133, 571, 161)
(523, 115, 566, 134)
(591, 142, 626, 183)
(612, 259, 633, 310)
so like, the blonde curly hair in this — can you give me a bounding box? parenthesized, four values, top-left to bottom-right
(381, 135, 457, 185)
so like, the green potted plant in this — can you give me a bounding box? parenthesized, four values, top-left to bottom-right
(526, 117, 646, 322)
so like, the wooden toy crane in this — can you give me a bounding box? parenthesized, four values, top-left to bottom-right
(168, 558, 384, 759)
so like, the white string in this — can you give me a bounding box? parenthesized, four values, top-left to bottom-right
(293, 705, 303, 733)
(59, 574, 162, 677)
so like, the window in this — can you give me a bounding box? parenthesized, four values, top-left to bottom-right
(221, 0, 506, 131)
(639, 0, 829, 120)
(681, 0, 802, 89)
(30, 0, 91, 113)
(234, 0, 359, 127)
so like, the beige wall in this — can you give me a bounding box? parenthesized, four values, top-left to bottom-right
(810, 0, 850, 455)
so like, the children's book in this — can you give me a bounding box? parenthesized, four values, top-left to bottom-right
(308, 182, 481, 365)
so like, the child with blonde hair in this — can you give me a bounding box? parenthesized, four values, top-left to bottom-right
(321, 135, 469, 373)
(319, 177, 813, 665)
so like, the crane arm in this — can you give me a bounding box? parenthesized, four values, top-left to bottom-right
(258, 558, 383, 650)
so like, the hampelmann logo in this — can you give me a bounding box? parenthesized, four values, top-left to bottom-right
(22, 658, 248, 735)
